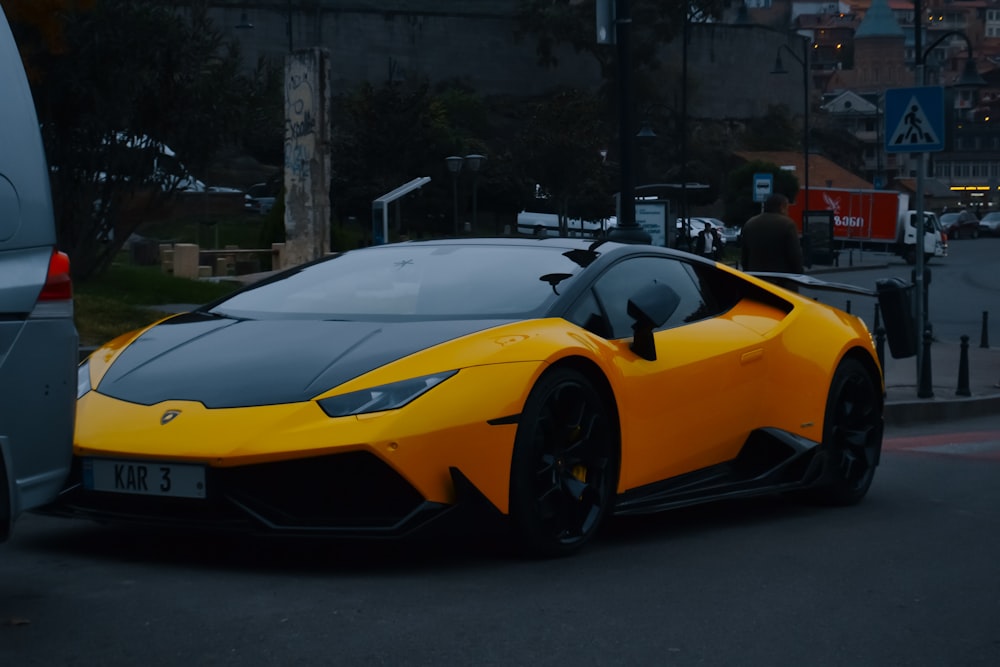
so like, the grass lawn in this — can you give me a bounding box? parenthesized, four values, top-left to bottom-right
(75, 263, 241, 348)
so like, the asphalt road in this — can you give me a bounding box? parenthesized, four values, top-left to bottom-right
(3, 416, 998, 666)
(810, 236, 1000, 346)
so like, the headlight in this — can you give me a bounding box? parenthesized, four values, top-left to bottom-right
(317, 370, 457, 417)
(77, 359, 92, 399)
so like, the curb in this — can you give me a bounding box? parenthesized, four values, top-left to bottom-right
(885, 394, 1000, 427)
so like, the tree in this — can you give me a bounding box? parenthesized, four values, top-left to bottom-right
(330, 78, 495, 239)
(741, 105, 800, 152)
(514, 0, 724, 79)
(723, 160, 799, 226)
(8, 0, 253, 279)
(515, 88, 612, 234)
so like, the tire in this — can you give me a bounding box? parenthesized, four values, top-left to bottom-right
(508, 368, 619, 557)
(806, 358, 883, 506)
(953, 228, 962, 240)
(972, 228, 979, 239)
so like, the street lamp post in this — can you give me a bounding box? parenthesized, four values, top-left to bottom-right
(911, 26, 985, 397)
(771, 36, 811, 228)
(445, 156, 463, 235)
(464, 154, 486, 232)
(606, 0, 651, 244)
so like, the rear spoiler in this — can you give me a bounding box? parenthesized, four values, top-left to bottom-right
(748, 272, 916, 359)
(747, 272, 876, 297)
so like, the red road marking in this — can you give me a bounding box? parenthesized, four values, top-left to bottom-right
(884, 430, 1000, 460)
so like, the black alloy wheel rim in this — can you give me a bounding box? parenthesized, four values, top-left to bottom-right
(830, 370, 881, 489)
(527, 380, 611, 547)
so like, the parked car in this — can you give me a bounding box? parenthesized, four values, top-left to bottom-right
(721, 225, 742, 245)
(979, 211, 1000, 237)
(48, 237, 889, 557)
(678, 217, 726, 246)
(244, 181, 278, 215)
(940, 210, 980, 240)
(0, 6, 77, 542)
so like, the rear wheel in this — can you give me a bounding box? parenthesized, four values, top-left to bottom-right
(508, 368, 618, 557)
(807, 358, 883, 505)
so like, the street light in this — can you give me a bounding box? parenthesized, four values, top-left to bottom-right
(921, 31, 986, 88)
(463, 154, 486, 232)
(234, 2, 294, 53)
(445, 156, 463, 235)
(606, 0, 651, 244)
(911, 26, 985, 397)
(771, 36, 811, 227)
(235, 10, 254, 30)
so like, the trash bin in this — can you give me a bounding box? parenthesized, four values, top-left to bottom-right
(876, 277, 917, 359)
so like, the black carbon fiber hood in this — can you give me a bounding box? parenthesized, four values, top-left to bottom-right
(95, 313, 512, 408)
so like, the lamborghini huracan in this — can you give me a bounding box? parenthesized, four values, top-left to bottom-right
(47, 238, 891, 556)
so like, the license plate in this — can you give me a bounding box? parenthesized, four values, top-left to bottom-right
(82, 458, 206, 499)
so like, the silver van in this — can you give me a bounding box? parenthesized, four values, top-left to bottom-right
(0, 6, 77, 542)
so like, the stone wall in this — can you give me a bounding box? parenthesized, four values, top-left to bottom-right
(212, 3, 805, 120)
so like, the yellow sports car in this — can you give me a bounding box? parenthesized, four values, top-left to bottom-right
(49, 238, 892, 556)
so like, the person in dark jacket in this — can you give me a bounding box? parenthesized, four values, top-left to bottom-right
(740, 193, 804, 273)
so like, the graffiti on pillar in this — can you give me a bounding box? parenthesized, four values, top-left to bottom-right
(285, 58, 317, 182)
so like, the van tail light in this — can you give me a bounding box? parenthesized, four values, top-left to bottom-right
(31, 250, 74, 318)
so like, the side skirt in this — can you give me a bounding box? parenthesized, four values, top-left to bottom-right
(613, 428, 824, 516)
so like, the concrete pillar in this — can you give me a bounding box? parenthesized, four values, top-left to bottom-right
(282, 48, 332, 269)
(160, 243, 174, 275)
(172, 243, 199, 279)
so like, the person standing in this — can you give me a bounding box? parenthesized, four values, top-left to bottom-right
(696, 223, 718, 260)
(741, 193, 804, 273)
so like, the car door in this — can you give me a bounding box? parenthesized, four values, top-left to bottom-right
(569, 255, 774, 492)
(0, 6, 77, 541)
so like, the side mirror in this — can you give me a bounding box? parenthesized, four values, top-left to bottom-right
(627, 283, 680, 361)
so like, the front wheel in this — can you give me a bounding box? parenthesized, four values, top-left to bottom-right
(806, 358, 883, 505)
(508, 368, 619, 557)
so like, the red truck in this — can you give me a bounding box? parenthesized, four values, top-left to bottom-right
(786, 187, 946, 264)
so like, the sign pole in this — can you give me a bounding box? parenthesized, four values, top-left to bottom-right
(884, 84, 943, 397)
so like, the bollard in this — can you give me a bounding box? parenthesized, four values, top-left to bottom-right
(918, 327, 934, 398)
(873, 303, 881, 333)
(845, 299, 852, 314)
(875, 326, 886, 371)
(956, 335, 971, 397)
(981, 311, 990, 348)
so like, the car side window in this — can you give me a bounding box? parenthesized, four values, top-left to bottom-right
(572, 256, 719, 340)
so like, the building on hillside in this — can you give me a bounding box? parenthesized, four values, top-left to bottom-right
(733, 150, 875, 190)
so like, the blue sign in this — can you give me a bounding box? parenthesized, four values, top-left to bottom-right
(753, 172, 773, 203)
(884, 86, 944, 153)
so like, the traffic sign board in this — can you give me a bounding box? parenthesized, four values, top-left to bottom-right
(753, 172, 773, 202)
(885, 86, 944, 153)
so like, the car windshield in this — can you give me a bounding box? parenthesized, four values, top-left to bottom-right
(940, 213, 958, 222)
(209, 242, 590, 320)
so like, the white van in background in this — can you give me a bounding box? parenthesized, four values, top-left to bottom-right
(516, 211, 612, 238)
(0, 6, 77, 542)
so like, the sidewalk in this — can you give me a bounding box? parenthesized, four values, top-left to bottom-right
(802, 250, 1000, 425)
(881, 341, 1000, 426)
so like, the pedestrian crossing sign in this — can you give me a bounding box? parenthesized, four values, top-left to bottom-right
(885, 86, 944, 153)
